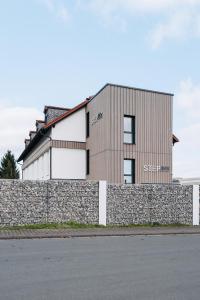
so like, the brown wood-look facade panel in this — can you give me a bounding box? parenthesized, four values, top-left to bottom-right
(23, 139, 86, 169)
(86, 84, 173, 184)
(52, 140, 86, 150)
(86, 86, 111, 181)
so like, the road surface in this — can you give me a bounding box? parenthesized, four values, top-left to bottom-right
(0, 235, 200, 300)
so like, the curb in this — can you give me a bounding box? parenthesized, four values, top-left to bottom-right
(1, 228, 200, 240)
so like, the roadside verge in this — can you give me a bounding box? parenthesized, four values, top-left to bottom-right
(1, 226, 200, 240)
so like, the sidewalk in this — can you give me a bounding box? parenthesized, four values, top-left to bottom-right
(0, 226, 200, 240)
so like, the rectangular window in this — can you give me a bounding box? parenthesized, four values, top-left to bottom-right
(124, 159, 135, 184)
(124, 116, 135, 144)
(86, 112, 90, 138)
(86, 150, 90, 175)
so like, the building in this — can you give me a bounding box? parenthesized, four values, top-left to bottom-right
(18, 83, 178, 184)
(173, 178, 200, 185)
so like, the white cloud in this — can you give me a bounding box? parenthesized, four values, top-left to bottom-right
(173, 79, 200, 178)
(176, 78, 200, 120)
(40, 0, 70, 23)
(173, 123, 200, 178)
(41, 0, 54, 12)
(39, 1, 200, 44)
(150, 11, 194, 49)
(150, 8, 200, 48)
(81, 0, 200, 15)
(57, 5, 70, 23)
(0, 104, 42, 161)
(77, 0, 200, 47)
(78, 0, 184, 15)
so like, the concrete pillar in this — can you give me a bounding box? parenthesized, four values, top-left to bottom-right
(193, 185, 199, 226)
(99, 181, 107, 226)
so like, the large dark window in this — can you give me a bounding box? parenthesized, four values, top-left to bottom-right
(124, 159, 135, 184)
(86, 150, 90, 175)
(86, 112, 90, 138)
(124, 116, 135, 144)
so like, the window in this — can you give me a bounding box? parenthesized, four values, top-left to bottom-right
(124, 159, 135, 184)
(86, 112, 90, 138)
(86, 150, 90, 175)
(124, 116, 135, 144)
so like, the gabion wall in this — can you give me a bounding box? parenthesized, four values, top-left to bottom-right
(0, 180, 194, 226)
(107, 184, 193, 225)
(0, 180, 99, 226)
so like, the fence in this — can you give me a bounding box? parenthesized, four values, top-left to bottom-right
(0, 179, 198, 226)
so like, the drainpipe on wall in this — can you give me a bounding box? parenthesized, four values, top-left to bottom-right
(49, 144, 52, 180)
(17, 162, 23, 180)
(45, 136, 52, 180)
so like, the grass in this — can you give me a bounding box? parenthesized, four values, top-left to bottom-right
(121, 222, 191, 228)
(0, 221, 191, 231)
(0, 222, 106, 231)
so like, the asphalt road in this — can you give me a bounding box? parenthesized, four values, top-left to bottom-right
(0, 235, 200, 300)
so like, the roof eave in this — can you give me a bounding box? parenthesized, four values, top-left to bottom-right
(89, 83, 174, 104)
(43, 100, 88, 130)
(17, 127, 48, 162)
(18, 100, 88, 162)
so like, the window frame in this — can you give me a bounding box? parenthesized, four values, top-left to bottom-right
(86, 112, 90, 138)
(86, 149, 90, 175)
(123, 115, 135, 144)
(124, 159, 135, 184)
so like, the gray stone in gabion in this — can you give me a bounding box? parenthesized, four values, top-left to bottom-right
(0, 179, 195, 227)
(47, 180, 99, 224)
(0, 179, 99, 226)
(107, 184, 193, 225)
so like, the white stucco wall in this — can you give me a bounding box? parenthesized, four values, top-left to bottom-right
(23, 150, 50, 180)
(51, 108, 86, 142)
(22, 108, 86, 180)
(51, 148, 86, 179)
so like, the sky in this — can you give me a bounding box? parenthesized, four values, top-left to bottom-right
(0, 0, 200, 178)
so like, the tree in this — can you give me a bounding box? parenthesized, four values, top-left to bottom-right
(0, 150, 20, 179)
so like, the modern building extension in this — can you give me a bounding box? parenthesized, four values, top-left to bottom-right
(18, 83, 179, 184)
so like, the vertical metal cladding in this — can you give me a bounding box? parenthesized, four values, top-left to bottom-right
(86, 84, 173, 184)
(86, 86, 111, 181)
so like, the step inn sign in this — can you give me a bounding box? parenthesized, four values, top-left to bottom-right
(91, 112, 103, 126)
(144, 165, 170, 172)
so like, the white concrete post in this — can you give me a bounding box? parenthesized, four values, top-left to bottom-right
(99, 181, 107, 226)
(193, 185, 199, 226)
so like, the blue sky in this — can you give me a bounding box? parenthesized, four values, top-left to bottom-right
(0, 0, 200, 178)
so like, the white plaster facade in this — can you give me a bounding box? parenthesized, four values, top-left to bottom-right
(22, 107, 86, 180)
(23, 150, 50, 180)
(51, 108, 86, 142)
(52, 148, 86, 179)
